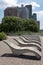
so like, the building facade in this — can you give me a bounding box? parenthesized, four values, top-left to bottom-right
(25, 5, 32, 18)
(18, 5, 29, 18)
(32, 13, 37, 21)
(4, 7, 18, 16)
(4, 5, 32, 19)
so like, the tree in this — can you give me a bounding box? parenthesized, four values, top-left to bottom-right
(1, 16, 39, 32)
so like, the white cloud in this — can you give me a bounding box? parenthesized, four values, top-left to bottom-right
(4, 0, 17, 6)
(0, 0, 40, 9)
(17, 1, 40, 9)
(0, 0, 17, 9)
(30, 1, 40, 9)
(0, 1, 7, 5)
(0, 0, 7, 9)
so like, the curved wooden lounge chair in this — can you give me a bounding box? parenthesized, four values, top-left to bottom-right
(20, 36, 41, 46)
(3, 40, 41, 59)
(22, 35, 41, 46)
(14, 37, 41, 51)
(22, 35, 41, 42)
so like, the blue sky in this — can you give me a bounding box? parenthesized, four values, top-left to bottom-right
(0, 0, 43, 29)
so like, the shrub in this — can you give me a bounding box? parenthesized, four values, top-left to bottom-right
(0, 32, 7, 41)
(1, 16, 39, 33)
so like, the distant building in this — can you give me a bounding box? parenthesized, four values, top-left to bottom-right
(25, 5, 32, 18)
(32, 13, 37, 20)
(4, 7, 18, 16)
(4, 5, 32, 19)
(36, 21, 40, 30)
(18, 5, 29, 18)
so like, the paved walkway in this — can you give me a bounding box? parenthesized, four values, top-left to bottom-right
(0, 36, 42, 65)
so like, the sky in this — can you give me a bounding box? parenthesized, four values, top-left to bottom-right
(0, 0, 43, 29)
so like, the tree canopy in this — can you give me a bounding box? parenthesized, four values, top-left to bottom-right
(0, 16, 39, 32)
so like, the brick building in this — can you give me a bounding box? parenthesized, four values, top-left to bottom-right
(4, 7, 18, 16)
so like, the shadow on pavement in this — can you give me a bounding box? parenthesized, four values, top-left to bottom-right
(1, 53, 41, 61)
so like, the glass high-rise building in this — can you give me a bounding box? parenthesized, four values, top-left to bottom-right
(25, 5, 32, 18)
(32, 13, 37, 20)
